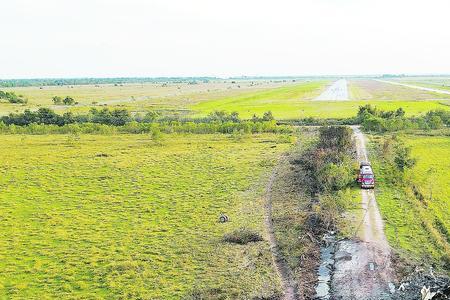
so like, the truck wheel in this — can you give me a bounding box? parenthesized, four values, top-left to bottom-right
(219, 214, 229, 223)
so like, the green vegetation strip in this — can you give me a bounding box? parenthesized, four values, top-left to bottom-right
(368, 134, 450, 271)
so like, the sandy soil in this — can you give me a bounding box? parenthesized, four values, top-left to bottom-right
(331, 127, 395, 299)
(315, 79, 348, 101)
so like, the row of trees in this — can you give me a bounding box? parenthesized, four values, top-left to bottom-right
(358, 104, 449, 132)
(201, 110, 274, 123)
(0, 90, 28, 104)
(0, 119, 289, 135)
(0, 108, 277, 127)
(0, 108, 133, 127)
(0, 77, 218, 87)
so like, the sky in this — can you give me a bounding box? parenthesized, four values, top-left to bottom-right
(1, 0, 450, 79)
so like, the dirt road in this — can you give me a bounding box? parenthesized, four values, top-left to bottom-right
(315, 79, 349, 101)
(375, 79, 450, 95)
(331, 127, 395, 299)
(265, 162, 300, 300)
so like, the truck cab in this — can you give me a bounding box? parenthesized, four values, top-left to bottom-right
(358, 162, 375, 189)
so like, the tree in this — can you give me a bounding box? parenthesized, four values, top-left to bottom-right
(395, 107, 405, 117)
(52, 96, 63, 105)
(428, 115, 444, 129)
(63, 96, 75, 105)
(143, 111, 159, 123)
(0, 90, 27, 104)
(262, 111, 274, 121)
(394, 143, 416, 171)
(110, 109, 131, 126)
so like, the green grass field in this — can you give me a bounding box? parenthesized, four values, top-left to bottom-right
(348, 79, 450, 101)
(195, 99, 449, 119)
(0, 133, 291, 299)
(394, 77, 450, 92)
(369, 133, 450, 269)
(407, 136, 450, 234)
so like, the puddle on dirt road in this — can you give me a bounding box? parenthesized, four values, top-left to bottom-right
(315, 236, 396, 299)
(314, 233, 336, 299)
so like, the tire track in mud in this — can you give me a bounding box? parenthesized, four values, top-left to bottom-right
(264, 160, 301, 300)
(330, 127, 395, 299)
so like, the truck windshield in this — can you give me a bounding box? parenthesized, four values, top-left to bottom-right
(363, 175, 374, 179)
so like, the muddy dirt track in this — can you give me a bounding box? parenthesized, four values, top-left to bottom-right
(330, 127, 395, 299)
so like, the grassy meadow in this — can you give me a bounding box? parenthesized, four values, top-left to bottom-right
(0, 80, 299, 116)
(394, 77, 450, 92)
(1, 77, 450, 298)
(348, 79, 450, 100)
(0, 133, 292, 299)
(368, 133, 450, 270)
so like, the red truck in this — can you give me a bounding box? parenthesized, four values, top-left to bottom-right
(358, 162, 375, 189)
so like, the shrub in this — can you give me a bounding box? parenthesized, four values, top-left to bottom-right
(0, 90, 28, 104)
(317, 160, 355, 191)
(428, 115, 444, 129)
(394, 143, 416, 171)
(52, 96, 63, 105)
(223, 228, 263, 245)
(299, 126, 355, 192)
(359, 106, 449, 133)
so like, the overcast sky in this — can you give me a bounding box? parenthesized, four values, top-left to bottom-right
(1, 0, 449, 78)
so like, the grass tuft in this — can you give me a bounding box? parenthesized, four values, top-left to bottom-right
(223, 228, 264, 245)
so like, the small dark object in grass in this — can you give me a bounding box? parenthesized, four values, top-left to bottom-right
(223, 228, 263, 245)
(218, 213, 229, 223)
(95, 153, 109, 157)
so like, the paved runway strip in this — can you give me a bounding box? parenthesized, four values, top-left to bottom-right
(315, 79, 349, 101)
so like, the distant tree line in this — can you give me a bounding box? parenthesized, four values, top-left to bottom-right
(0, 90, 28, 104)
(0, 108, 287, 135)
(358, 104, 449, 132)
(0, 77, 219, 88)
